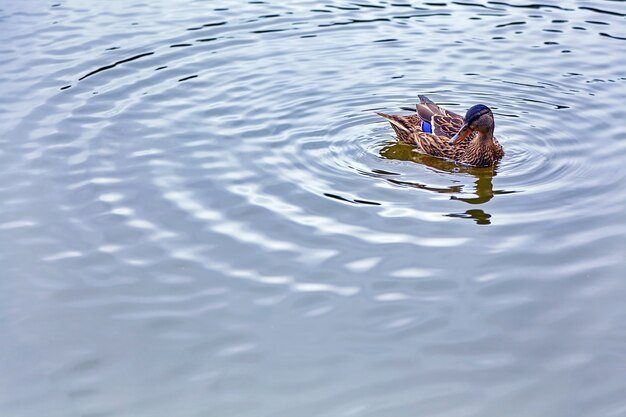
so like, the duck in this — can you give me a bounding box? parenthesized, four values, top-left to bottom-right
(377, 95, 504, 167)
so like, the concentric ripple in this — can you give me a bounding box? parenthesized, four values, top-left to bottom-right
(1, 1, 626, 417)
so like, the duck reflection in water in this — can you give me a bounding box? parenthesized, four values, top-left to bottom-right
(380, 142, 515, 225)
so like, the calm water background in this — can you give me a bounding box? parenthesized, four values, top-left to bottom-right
(1, 1, 626, 416)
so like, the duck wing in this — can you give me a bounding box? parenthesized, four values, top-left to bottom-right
(416, 95, 465, 139)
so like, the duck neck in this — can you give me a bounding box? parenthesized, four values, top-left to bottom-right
(464, 129, 499, 167)
(468, 133, 491, 156)
(476, 129, 494, 143)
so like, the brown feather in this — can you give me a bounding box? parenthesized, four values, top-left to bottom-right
(376, 112, 421, 145)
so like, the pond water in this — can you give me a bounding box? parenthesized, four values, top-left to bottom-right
(1, 1, 626, 416)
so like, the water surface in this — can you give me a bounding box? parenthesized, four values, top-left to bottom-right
(1, 1, 626, 416)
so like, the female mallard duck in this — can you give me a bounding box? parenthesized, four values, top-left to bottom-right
(377, 95, 504, 167)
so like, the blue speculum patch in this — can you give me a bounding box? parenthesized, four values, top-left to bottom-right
(421, 120, 432, 133)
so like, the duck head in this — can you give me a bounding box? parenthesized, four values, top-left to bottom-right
(448, 104, 495, 145)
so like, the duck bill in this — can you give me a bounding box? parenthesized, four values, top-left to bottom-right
(448, 124, 472, 145)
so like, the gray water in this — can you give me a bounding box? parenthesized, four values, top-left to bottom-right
(1, 1, 626, 416)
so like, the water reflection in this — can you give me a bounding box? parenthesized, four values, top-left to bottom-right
(380, 142, 516, 224)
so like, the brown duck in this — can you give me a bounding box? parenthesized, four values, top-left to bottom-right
(377, 95, 504, 167)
